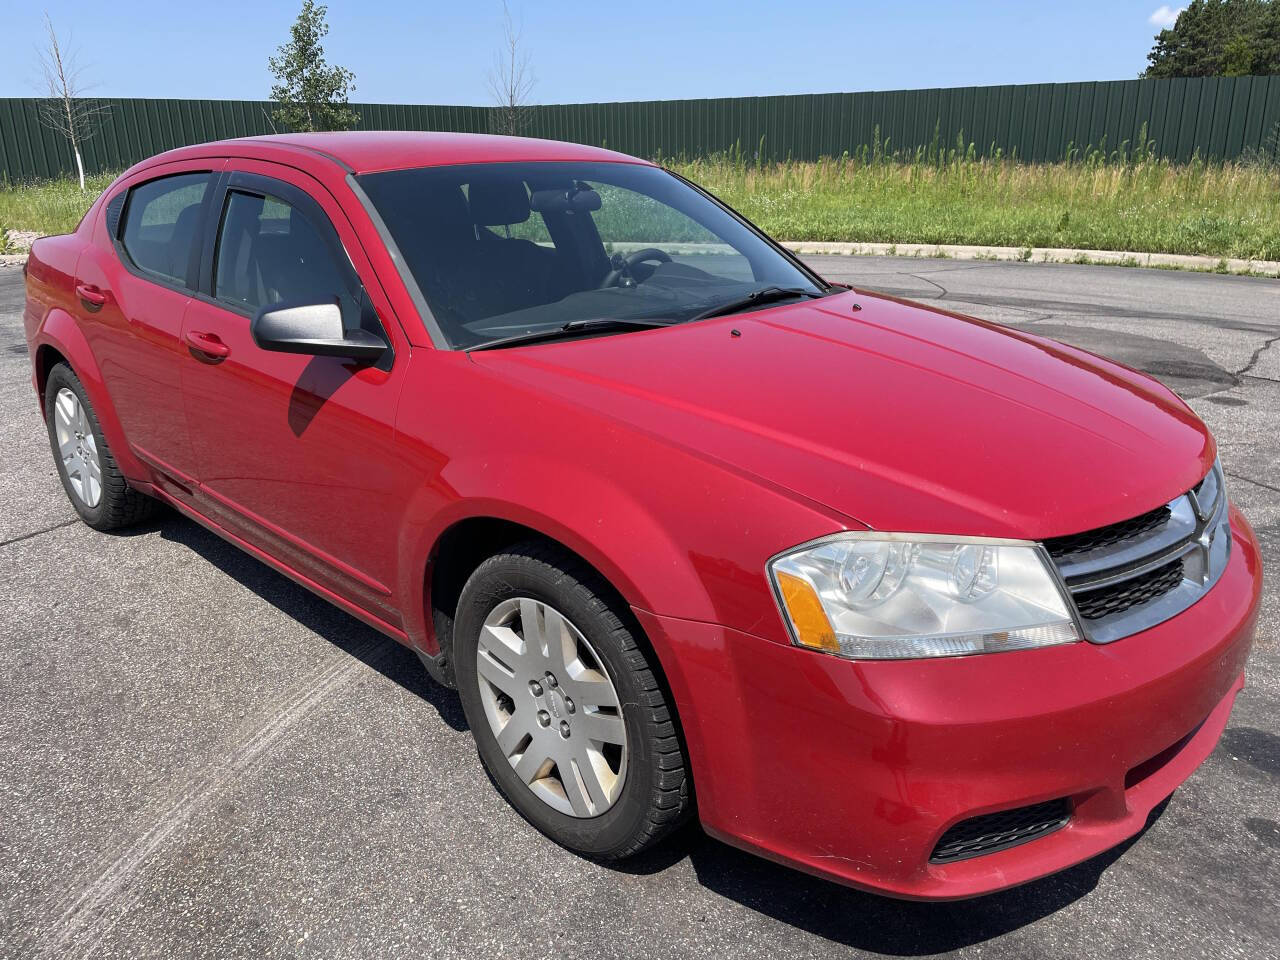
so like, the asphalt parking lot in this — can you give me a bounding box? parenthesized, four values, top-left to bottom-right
(2, 257, 1277, 960)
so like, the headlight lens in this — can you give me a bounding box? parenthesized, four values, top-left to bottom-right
(769, 535, 1081, 660)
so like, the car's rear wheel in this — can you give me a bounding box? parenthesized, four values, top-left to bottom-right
(44, 363, 158, 531)
(453, 541, 691, 859)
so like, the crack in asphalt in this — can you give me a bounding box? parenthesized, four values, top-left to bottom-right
(890, 275, 1064, 325)
(1237, 335, 1280, 378)
(893, 263, 995, 276)
(1227, 472, 1280, 496)
(854, 283, 1277, 333)
(0, 517, 79, 548)
(907, 273, 950, 298)
(1186, 332, 1280, 403)
(1010, 313, 1060, 324)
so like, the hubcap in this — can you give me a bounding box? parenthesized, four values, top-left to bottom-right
(475, 598, 627, 818)
(53, 388, 102, 508)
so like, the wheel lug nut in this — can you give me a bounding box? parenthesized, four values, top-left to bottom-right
(537, 710, 550, 727)
(559, 721, 571, 738)
(564, 697, 575, 714)
(546, 674, 558, 688)
(529, 681, 543, 697)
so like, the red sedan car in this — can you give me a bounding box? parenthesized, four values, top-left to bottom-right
(23, 132, 1260, 899)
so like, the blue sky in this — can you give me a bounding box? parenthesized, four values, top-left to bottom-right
(7, 1, 1184, 104)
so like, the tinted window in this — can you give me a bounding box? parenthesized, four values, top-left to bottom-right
(119, 173, 210, 285)
(214, 191, 355, 318)
(358, 161, 821, 349)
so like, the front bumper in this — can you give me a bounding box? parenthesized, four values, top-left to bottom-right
(636, 505, 1262, 900)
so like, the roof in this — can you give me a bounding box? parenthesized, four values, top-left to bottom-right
(221, 131, 652, 175)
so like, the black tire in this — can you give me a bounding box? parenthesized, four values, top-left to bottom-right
(453, 541, 691, 859)
(44, 362, 159, 532)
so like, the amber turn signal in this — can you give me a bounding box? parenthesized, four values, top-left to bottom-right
(775, 571, 840, 652)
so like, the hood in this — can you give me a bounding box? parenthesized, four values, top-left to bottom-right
(470, 291, 1215, 539)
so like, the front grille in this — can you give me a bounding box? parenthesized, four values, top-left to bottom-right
(930, 798, 1071, 864)
(1072, 558, 1185, 620)
(1043, 504, 1171, 562)
(1041, 461, 1230, 644)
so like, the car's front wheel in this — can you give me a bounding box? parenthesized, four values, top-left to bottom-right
(453, 541, 691, 859)
(44, 362, 158, 531)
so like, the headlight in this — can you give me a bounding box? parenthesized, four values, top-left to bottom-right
(768, 534, 1081, 660)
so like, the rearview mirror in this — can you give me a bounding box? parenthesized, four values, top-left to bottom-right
(251, 300, 386, 362)
(529, 186, 602, 214)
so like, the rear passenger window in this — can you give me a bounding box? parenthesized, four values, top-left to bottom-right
(119, 174, 210, 286)
(214, 191, 355, 318)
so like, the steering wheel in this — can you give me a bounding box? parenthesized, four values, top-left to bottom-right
(598, 248, 673, 288)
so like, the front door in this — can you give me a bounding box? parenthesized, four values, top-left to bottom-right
(180, 165, 412, 626)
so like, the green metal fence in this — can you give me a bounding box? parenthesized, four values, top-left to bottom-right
(0, 99, 490, 183)
(4, 76, 1279, 182)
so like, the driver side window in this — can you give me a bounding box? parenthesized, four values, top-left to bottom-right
(587, 183, 755, 283)
(214, 191, 357, 322)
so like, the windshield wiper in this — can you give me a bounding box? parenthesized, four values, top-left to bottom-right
(689, 286, 824, 323)
(467, 317, 680, 352)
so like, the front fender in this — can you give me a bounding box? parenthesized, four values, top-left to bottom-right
(390, 348, 854, 694)
(394, 439, 848, 656)
(397, 454, 711, 653)
(35, 308, 147, 482)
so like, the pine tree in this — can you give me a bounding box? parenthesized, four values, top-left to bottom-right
(269, 1, 359, 132)
(1144, 0, 1280, 77)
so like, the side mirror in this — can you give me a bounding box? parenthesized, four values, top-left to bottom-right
(251, 299, 386, 362)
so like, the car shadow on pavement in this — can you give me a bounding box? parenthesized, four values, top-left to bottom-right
(151, 509, 1170, 952)
(155, 512, 468, 732)
(1219, 726, 1280, 777)
(620, 795, 1171, 957)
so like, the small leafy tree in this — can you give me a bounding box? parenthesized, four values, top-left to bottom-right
(269, 0, 358, 132)
(35, 13, 108, 190)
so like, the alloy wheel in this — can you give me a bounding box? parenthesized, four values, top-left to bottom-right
(54, 387, 102, 508)
(475, 597, 628, 818)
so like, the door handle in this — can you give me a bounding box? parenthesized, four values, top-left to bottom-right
(185, 330, 231, 360)
(75, 283, 107, 309)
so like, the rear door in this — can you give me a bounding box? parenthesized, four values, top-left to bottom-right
(180, 163, 414, 625)
(76, 161, 224, 491)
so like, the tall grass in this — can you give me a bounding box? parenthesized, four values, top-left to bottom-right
(671, 142, 1280, 261)
(4, 138, 1280, 261)
(0, 172, 118, 249)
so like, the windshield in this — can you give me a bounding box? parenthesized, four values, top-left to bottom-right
(356, 161, 824, 349)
